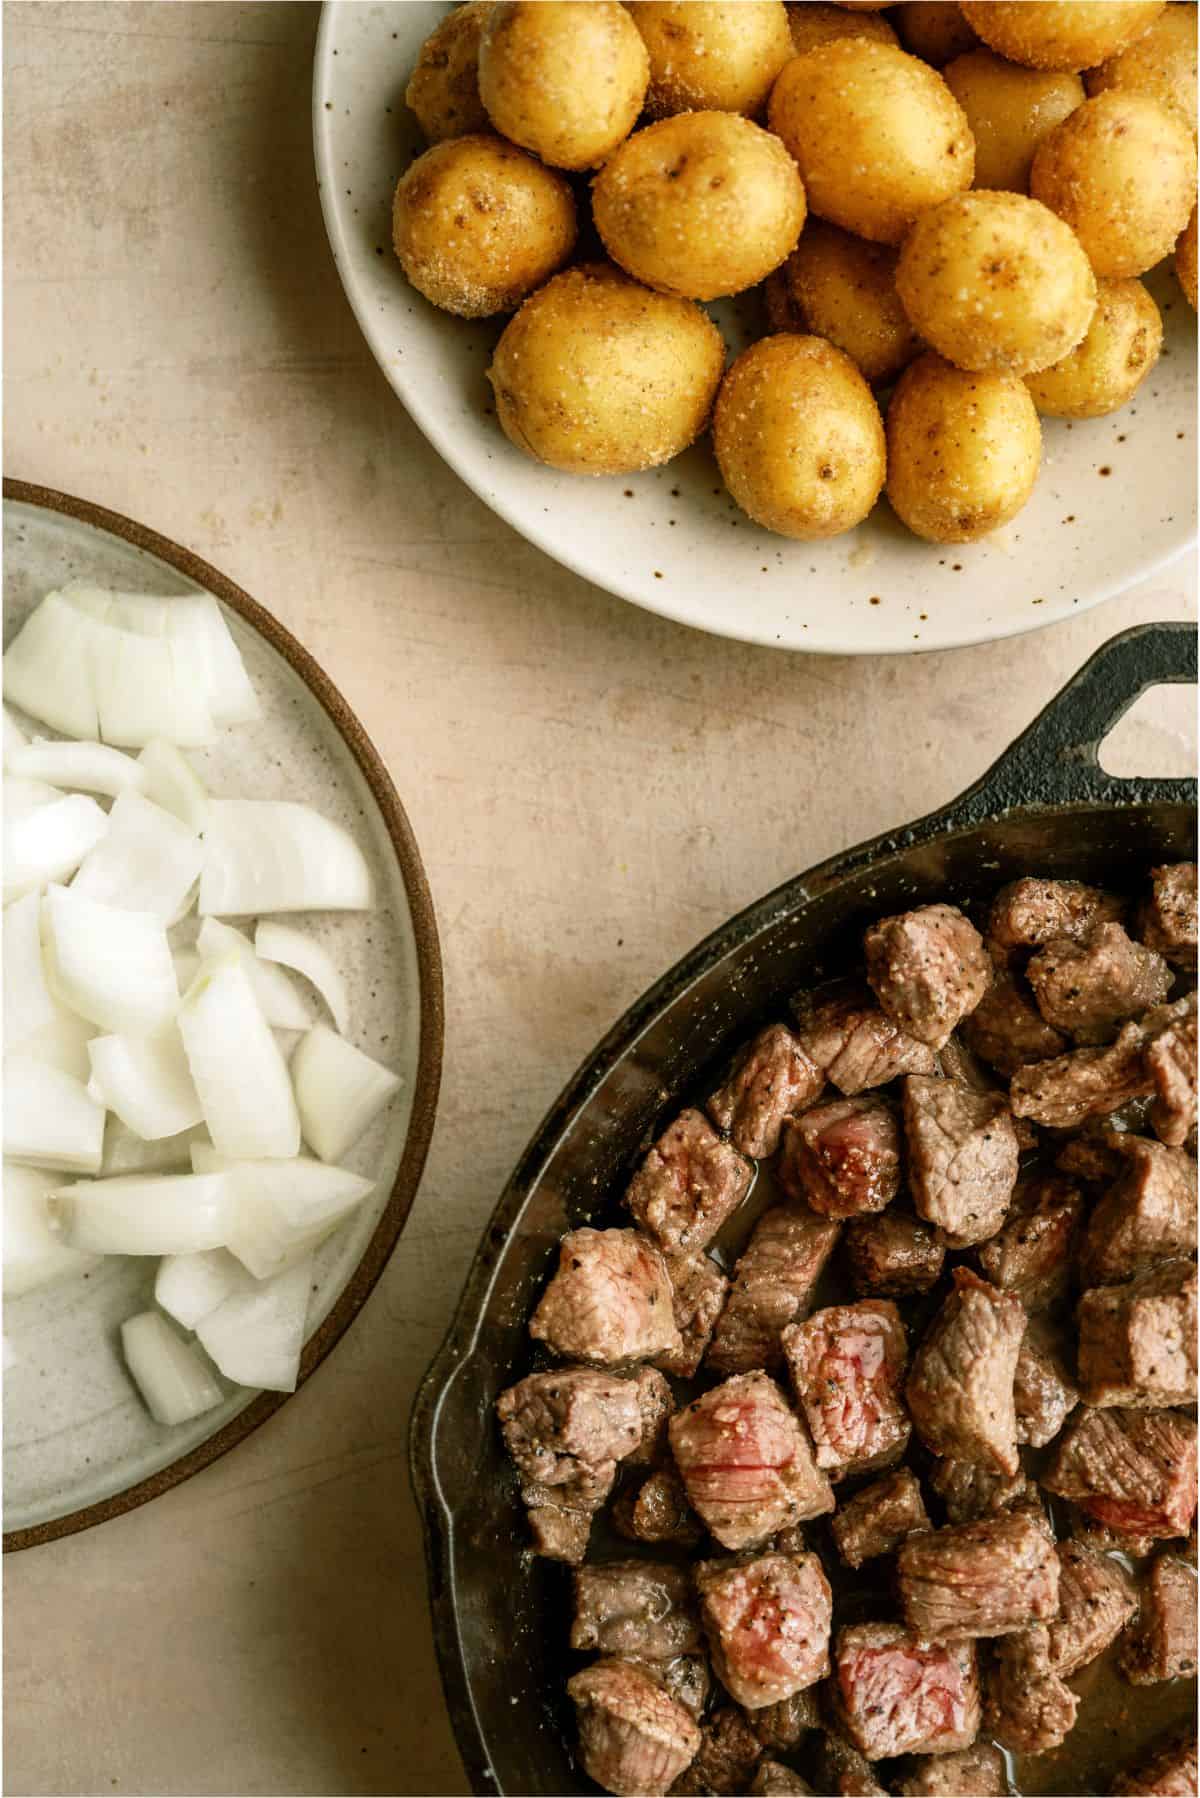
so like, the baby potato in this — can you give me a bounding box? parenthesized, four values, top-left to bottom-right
(786, 2, 898, 52)
(959, 2, 1165, 73)
(886, 351, 1041, 542)
(392, 134, 577, 317)
(488, 263, 725, 475)
(783, 220, 923, 383)
(896, 191, 1096, 375)
(478, 1, 648, 170)
(593, 112, 806, 301)
(1178, 206, 1198, 309)
(631, 2, 793, 117)
(1086, 3, 1197, 131)
(768, 41, 974, 245)
(1025, 276, 1162, 416)
(405, 2, 493, 143)
(713, 335, 887, 538)
(1031, 91, 1197, 276)
(894, 3, 980, 66)
(763, 268, 804, 332)
(942, 51, 1084, 193)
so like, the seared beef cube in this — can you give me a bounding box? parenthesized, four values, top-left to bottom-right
(752, 1762, 813, 1795)
(898, 1510, 1059, 1641)
(1120, 1554, 1198, 1684)
(1009, 1020, 1155, 1128)
(1139, 863, 1198, 967)
(1046, 1540, 1137, 1675)
(1042, 1405, 1198, 1540)
(769, 1524, 809, 1556)
(777, 1098, 901, 1220)
(792, 980, 936, 1095)
(751, 1688, 820, 1753)
(626, 1110, 753, 1258)
(527, 1500, 599, 1564)
(902, 1077, 1019, 1247)
(614, 1468, 704, 1547)
(660, 1656, 711, 1723)
(1068, 1506, 1159, 1562)
(783, 1300, 910, 1477)
(928, 1456, 1037, 1525)
(568, 1658, 702, 1797)
(707, 1024, 825, 1161)
(962, 973, 1068, 1078)
(572, 1562, 702, 1662)
(907, 1269, 1026, 1476)
(831, 1467, 930, 1569)
(813, 1733, 890, 1797)
(696, 1551, 832, 1709)
(1078, 1259, 1198, 1409)
(658, 1254, 729, 1380)
(1080, 1136, 1198, 1285)
(832, 1622, 981, 1760)
(669, 1372, 834, 1551)
(987, 878, 1124, 958)
(1119, 1729, 1200, 1796)
(633, 1366, 675, 1462)
(1147, 991, 1198, 1148)
(984, 1625, 1078, 1756)
(977, 1174, 1083, 1311)
(936, 1033, 997, 1093)
(1014, 1330, 1078, 1447)
(863, 903, 992, 1050)
(498, 1367, 643, 1488)
(845, 1211, 945, 1298)
(1027, 923, 1171, 1044)
(530, 1229, 683, 1364)
(670, 1705, 762, 1796)
(897, 1744, 1008, 1797)
(706, 1206, 840, 1375)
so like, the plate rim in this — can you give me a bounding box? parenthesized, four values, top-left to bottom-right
(2, 475, 445, 1553)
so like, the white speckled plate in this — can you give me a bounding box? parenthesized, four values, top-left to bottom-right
(314, 0, 1197, 654)
(2, 482, 443, 1547)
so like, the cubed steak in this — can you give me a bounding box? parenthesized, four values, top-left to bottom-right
(1009, 1020, 1155, 1129)
(530, 1229, 683, 1364)
(977, 1174, 1083, 1312)
(669, 1371, 834, 1551)
(1139, 863, 1198, 967)
(696, 1550, 832, 1709)
(897, 1743, 1008, 1797)
(831, 1467, 931, 1569)
(897, 1510, 1059, 1641)
(1045, 1540, 1137, 1676)
(670, 1705, 762, 1796)
(661, 1657, 710, 1723)
(928, 1457, 1038, 1526)
(791, 980, 937, 1095)
(813, 1733, 890, 1797)
(567, 1658, 701, 1797)
(497, 1366, 643, 1489)
(1014, 1330, 1079, 1447)
(751, 1688, 820, 1754)
(707, 1024, 825, 1160)
(907, 1269, 1026, 1476)
(706, 1206, 840, 1376)
(985, 1625, 1078, 1756)
(961, 973, 1068, 1078)
(752, 1762, 813, 1795)
(1118, 1729, 1200, 1797)
(902, 1077, 1019, 1247)
(1120, 1555, 1198, 1684)
(783, 1300, 911, 1477)
(1077, 1259, 1197, 1409)
(1042, 1406, 1198, 1540)
(614, 1468, 703, 1547)
(571, 1561, 702, 1662)
(633, 1366, 674, 1463)
(1146, 991, 1198, 1148)
(831, 1622, 981, 1760)
(845, 1211, 945, 1298)
(625, 1110, 753, 1258)
(1026, 923, 1171, 1044)
(1079, 1136, 1198, 1286)
(657, 1254, 729, 1380)
(987, 878, 1125, 958)
(863, 903, 992, 1049)
(777, 1097, 902, 1220)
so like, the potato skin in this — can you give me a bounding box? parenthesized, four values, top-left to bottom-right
(1178, 206, 1198, 310)
(783, 220, 923, 383)
(593, 112, 806, 301)
(1031, 91, 1197, 277)
(959, 2, 1165, 73)
(1025, 276, 1162, 417)
(768, 41, 974, 245)
(405, 2, 493, 143)
(631, 1, 794, 117)
(942, 50, 1084, 194)
(1086, 3, 1198, 131)
(896, 191, 1096, 376)
(478, 1, 648, 170)
(785, 2, 898, 51)
(713, 334, 887, 539)
(392, 135, 577, 317)
(886, 352, 1041, 543)
(893, 2, 980, 66)
(488, 263, 725, 475)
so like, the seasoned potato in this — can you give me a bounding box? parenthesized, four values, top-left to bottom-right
(631, 1, 793, 117)
(768, 41, 974, 245)
(713, 335, 887, 538)
(942, 51, 1084, 193)
(1086, 3, 1197, 131)
(488, 264, 725, 475)
(478, 1, 648, 170)
(783, 220, 923, 383)
(1025, 276, 1162, 416)
(1178, 206, 1198, 309)
(959, 2, 1165, 73)
(1031, 91, 1197, 277)
(593, 112, 806, 301)
(392, 135, 576, 317)
(894, 3, 980, 66)
(405, 2, 493, 143)
(896, 192, 1096, 375)
(886, 352, 1041, 542)
(763, 268, 804, 332)
(786, 2, 898, 52)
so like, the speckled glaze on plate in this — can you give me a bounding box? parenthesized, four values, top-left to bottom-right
(313, 1, 1196, 656)
(2, 480, 443, 1550)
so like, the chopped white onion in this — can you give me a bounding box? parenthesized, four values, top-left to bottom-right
(137, 738, 208, 831)
(7, 739, 146, 799)
(199, 801, 374, 916)
(43, 885, 178, 1035)
(101, 1117, 209, 1177)
(49, 1171, 235, 1255)
(164, 593, 260, 728)
(254, 921, 350, 1035)
(192, 1144, 372, 1278)
(71, 788, 203, 922)
(195, 917, 312, 1030)
(4, 1162, 101, 1295)
(5, 775, 61, 820)
(291, 1025, 402, 1164)
(19, 1010, 96, 1084)
(3, 793, 109, 902)
(172, 947, 201, 991)
(155, 1248, 253, 1331)
(3, 705, 28, 764)
(120, 1311, 224, 1425)
(3, 591, 102, 738)
(92, 625, 217, 749)
(177, 956, 300, 1159)
(4, 890, 60, 1048)
(87, 1027, 204, 1140)
(3, 1060, 105, 1173)
(195, 1255, 312, 1392)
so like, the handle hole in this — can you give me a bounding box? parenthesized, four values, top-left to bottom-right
(1097, 683, 1197, 779)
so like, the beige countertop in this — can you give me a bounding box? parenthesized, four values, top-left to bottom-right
(2, 6, 1196, 1795)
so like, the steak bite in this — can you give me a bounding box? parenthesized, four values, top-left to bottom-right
(1042, 1406, 1198, 1540)
(902, 1077, 1019, 1247)
(1077, 1259, 1198, 1409)
(845, 1210, 945, 1298)
(976, 1174, 1083, 1312)
(777, 1097, 902, 1220)
(497, 1366, 643, 1490)
(896, 1743, 1008, 1797)
(897, 1511, 1060, 1642)
(1118, 1729, 1200, 1797)
(831, 1622, 981, 1761)
(567, 1657, 701, 1798)
(671, 1705, 763, 1796)
(961, 973, 1068, 1078)
(906, 1269, 1027, 1476)
(751, 1688, 820, 1754)
(530, 1229, 683, 1364)
(614, 1467, 704, 1547)
(984, 1625, 1078, 1756)
(707, 1024, 825, 1161)
(696, 1550, 832, 1709)
(625, 1110, 754, 1259)
(1026, 923, 1171, 1045)
(791, 980, 937, 1095)
(752, 1762, 813, 1795)
(706, 1206, 840, 1376)
(1079, 1136, 1198, 1286)
(928, 1457, 1037, 1526)
(571, 1562, 702, 1661)
(1045, 1540, 1137, 1676)
(661, 1657, 711, 1723)
(658, 1254, 729, 1379)
(1014, 1330, 1079, 1447)
(1119, 1554, 1199, 1684)
(987, 878, 1125, 959)
(633, 1366, 675, 1462)
(863, 903, 992, 1050)
(813, 1733, 890, 1797)
(783, 1300, 911, 1477)
(669, 1372, 834, 1551)
(1146, 990, 1198, 1149)
(1009, 1020, 1155, 1128)
(831, 1467, 931, 1569)
(1139, 862, 1198, 968)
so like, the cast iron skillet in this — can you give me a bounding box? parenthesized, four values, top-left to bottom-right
(412, 622, 1197, 1798)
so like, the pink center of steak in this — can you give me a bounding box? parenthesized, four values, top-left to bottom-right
(840, 1643, 966, 1753)
(814, 1329, 887, 1460)
(683, 1397, 796, 1492)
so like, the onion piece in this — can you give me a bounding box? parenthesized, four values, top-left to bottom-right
(43, 884, 178, 1035)
(49, 1171, 235, 1254)
(92, 623, 216, 749)
(176, 955, 300, 1159)
(291, 1025, 402, 1164)
(137, 738, 208, 831)
(120, 1311, 224, 1425)
(195, 1255, 313, 1392)
(4, 890, 61, 1048)
(3, 1061, 105, 1173)
(87, 1027, 204, 1140)
(199, 801, 374, 916)
(4, 1163, 101, 1295)
(3, 705, 28, 764)
(164, 593, 260, 728)
(19, 1010, 96, 1084)
(154, 1249, 253, 1331)
(101, 1117, 209, 1177)
(5, 775, 61, 820)
(3, 793, 109, 902)
(254, 921, 350, 1036)
(192, 1144, 372, 1278)
(195, 918, 312, 1030)
(3, 591, 102, 738)
(71, 788, 203, 922)
(7, 739, 146, 799)
(173, 947, 201, 991)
